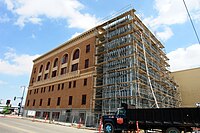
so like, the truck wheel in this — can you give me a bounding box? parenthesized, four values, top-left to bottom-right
(165, 127, 180, 133)
(104, 123, 114, 133)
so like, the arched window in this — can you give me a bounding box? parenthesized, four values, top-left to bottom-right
(53, 58, 58, 68)
(39, 65, 43, 73)
(61, 54, 68, 64)
(46, 62, 50, 70)
(73, 49, 80, 60)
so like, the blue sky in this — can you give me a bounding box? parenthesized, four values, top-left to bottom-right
(0, 0, 200, 106)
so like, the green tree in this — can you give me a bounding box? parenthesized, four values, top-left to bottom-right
(2, 106, 10, 114)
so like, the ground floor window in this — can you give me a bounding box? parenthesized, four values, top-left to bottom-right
(52, 112, 60, 121)
(43, 112, 50, 119)
(35, 111, 41, 118)
(79, 112, 85, 124)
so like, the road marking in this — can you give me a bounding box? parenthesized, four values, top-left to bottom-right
(0, 121, 36, 133)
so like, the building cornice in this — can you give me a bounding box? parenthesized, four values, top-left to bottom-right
(172, 67, 200, 73)
(33, 27, 97, 64)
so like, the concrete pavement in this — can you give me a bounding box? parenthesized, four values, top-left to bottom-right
(0, 114, 101, 133)
(0, 116, 100, 133)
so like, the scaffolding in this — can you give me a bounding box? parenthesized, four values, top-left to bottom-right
(93, 9, 181, 114)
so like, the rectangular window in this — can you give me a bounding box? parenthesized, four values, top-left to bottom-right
(49, 86, 51, 92)
(73, 81, 76, 88)
(71, 63, 78, 72)
(27, 100, 29, 106)
(29, 90, 32, 95)
(69, 82, 72, 88)
(43, 87, 46, 93)
(84, 78, 87, 86)
(44, 73, 48, 80)
(47, 98, 51, 106)
(37, 76, 41, 81)
(33, 99, 36, 106)
(61, 67, 67, 75)
(52, 70, 57, 77)
(39, 99, 43, 106)
(81, 95, 86, 105)
(34, 89, 36, 94)
(41, 87, 43, 93)
(34, 68, 36, 74)
(31, 78, 34, 83)
(85, 59, 89, 68)
(61, 83, 64, 90)
(57, 97, 61, 106)
(52, 85, 54, 91)
(52, 112, 60, 120)
(58, 84, 60, 90)
(86, 44, 90, 53)
(68, 96, 73, 105)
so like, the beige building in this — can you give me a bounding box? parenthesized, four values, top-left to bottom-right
(172, 67, 200, 107)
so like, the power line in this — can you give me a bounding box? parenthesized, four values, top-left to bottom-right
(182, 0, 200, 45)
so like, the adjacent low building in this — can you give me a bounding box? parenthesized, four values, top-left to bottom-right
(172, 67, 200, 107)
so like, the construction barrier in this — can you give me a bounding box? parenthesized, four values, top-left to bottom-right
(44, 114, 48, 122)
(136, 121, 140, 133)
(77, 118, 82, 129)
(98, 117, 103, 133)
(32, 115, 36, 122)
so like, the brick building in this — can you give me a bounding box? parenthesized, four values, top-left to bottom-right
(24, 29, 96, 123)
(24, 9, 180, 123)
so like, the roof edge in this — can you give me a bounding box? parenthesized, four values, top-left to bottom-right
(33, 27, 97, 62)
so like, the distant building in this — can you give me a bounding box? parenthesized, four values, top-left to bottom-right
(24, 9, 180, 123)
(172, 67, 200, 107)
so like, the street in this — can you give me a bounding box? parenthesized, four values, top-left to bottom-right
(0, 117, 99, 133)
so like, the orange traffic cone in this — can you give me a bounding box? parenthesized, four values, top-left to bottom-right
(98, 117, 103, 133)
(45, 114, 48, 123)
(77, 118, 82, 129)
(32, 115, 36, 122)
(136, 121, 140, 133)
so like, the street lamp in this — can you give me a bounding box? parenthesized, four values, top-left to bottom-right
(14, 86, 26, 116)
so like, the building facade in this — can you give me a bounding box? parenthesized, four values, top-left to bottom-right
(24, 29, 96, 123)
(172, 67, 200, 107)
(24, 9, 180, 123)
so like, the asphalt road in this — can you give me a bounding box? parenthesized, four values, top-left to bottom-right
(0, 117, 99, 133)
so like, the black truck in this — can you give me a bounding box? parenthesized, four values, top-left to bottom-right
(102, 104, 200, 133)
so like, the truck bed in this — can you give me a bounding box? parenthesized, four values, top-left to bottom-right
(127, 108, 200, 129)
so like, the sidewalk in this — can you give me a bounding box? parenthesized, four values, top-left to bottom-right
(0, 114, 21, 118)
(0, 114, 99, 131)
(23, 116, 98, 131)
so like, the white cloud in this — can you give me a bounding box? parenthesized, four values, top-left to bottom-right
(0, 48, 40, 75)
(167, 44, 200, 71)
(70, 32, 82, 39)
(152, 0, 199, 27)
(4, 0, 99, 30)
(143, 0, 200, 41)
(156, 26, 173, 41)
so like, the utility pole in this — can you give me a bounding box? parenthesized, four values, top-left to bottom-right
(0, 99, 3, 104)
(14, 86, 26, 116)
